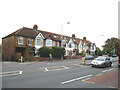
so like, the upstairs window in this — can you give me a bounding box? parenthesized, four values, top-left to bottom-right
(18, 36, 23, 45)
(46, 39, 52, 46)
(28, 38, 31, 45)
(57, 42, 59, 47)
(53, 41, 55, 46)
(92, 45, 94, 50)
(36, 37, 43, 46)
(61, 40, 66, 47)
(69, 43, 74, 48)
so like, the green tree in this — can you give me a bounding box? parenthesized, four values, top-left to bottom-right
(102, 37, 119, 56)
(95, 47, 103, 56)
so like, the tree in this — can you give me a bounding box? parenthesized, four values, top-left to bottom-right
(95, 47, 103, 56)
(102, 37, 119, 56)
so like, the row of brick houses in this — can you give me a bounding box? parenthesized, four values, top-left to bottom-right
(2, 24, 96, 61)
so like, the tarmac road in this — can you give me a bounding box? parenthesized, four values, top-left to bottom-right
(2, 57, 119, 89)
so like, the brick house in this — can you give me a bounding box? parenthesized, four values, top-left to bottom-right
(2, 24, 96, 61)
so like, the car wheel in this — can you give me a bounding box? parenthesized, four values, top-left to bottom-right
(109, 62, 112, 67)
(103, 64, 106, 68)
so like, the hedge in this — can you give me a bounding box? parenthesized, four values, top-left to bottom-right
(38, 47, 65, 58)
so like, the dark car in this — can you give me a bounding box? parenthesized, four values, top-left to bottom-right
(85, 55, 94, 60)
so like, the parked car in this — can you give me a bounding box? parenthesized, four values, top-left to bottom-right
(91, 56, 112, 68)
(112, 54, 117, 57)
(102, 55, 109, 57)
(85, 55, 94, 60)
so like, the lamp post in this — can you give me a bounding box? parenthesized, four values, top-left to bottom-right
(96, 35, 104, 57)
(61, 22, 70, 59)
(61, 22, 70, 42)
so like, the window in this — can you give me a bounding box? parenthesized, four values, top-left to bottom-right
(62, 40, 66, 47)
(28, 38, 31, 45)
(36, 37, 43, 46)
(69, 43, 74, 48)
(79, 44, 82, 49)
(57, 42, 59, 47)
(46, 39, 52, 46)
(18, 36, 23, 45)
(92, 46, 94, 50)
(53, 41, 55, 46)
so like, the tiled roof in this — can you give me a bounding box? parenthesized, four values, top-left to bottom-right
(2, 27, 39, 39)
(2, 26, 94, 45)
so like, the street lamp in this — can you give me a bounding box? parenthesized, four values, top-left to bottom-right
(61, 22, 70, 59)
(61, 22, 70, 41)
(96, 35, 104, 57)
(61, 22, 70, 46)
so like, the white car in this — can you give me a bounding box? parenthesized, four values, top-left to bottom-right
(91, 56, 112, 68)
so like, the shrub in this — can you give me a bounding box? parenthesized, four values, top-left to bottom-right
(76, 53, 82, 56)
(52, 47, 65, 58)
(38, 47, 51, 58)
(38, 47, 65, 59)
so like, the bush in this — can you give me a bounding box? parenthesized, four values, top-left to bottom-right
(38, 47, 51, 58)
(52, 47, 65, 58)
(38, 47, 65, 59)
(76, 53, 82, 56)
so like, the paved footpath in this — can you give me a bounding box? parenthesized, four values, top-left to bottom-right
(82, 68, 119, 89)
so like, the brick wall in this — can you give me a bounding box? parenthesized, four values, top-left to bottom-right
(14, 36, 35, 47)
(2, 36, 15, 60)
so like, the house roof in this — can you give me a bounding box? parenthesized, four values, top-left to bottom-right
(2, 26, 95, 45)
(2, 27, 39, 39)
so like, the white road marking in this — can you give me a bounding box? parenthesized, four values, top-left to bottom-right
(45, 68, 49, 71)
(0, 70, 20, 75)
(62, 66, 69, 69)
(61, 74, 92, 84)
(102, 68, 115, 72)
(0, 70, 22, 77)
(51, 68, 66, 71)
(1, 73, 20, 77)
(19, 71, 22, 74)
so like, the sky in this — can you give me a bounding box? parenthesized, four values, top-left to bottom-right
(0, 0, 119, 50)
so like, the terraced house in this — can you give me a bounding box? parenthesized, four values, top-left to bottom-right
(2, 25, 96, 61)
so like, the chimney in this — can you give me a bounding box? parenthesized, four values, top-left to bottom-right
(72, 34, 76, 38)
(33, 24, 38, 31)
(83, 37, 86, 40)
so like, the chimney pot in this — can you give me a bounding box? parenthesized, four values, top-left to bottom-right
(72, 34, 75, 38)
(33, 24, 38, 31)
(83, 37, 86, 40)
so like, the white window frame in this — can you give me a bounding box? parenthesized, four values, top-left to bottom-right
(57, 42, 59, 47)
(28, 38, 32, 45)
(46, 39, 52, 47)
(18, 36, 23, 45)
(36, 37, 43, 46)
(53, 41, 55, 46)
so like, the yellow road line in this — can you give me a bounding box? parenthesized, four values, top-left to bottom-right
(109, 86, 118, 89)
(96, 73, 103, 76)
(82, 78, 95, 84)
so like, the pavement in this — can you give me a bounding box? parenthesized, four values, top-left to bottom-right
(83, 68, 119, 89)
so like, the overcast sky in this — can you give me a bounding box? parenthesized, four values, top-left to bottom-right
(0, 0, 119, 50)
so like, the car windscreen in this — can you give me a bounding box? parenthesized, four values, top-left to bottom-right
(95, 57, 105, 61)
